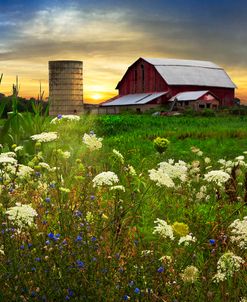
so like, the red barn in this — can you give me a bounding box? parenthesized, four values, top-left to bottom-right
(101, 57, 236, 113)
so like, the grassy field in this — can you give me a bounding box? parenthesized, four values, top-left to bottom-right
(0, 114, 247, 301)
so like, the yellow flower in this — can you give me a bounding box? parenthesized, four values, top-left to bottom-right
(172, 222, 189, 237)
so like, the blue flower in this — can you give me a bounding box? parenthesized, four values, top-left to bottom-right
(45, 197, 51, 203)
(35, 172, 41, 177)
(57, 114, 63, 119)
(90, 195, 95, 200)
(89, 130, 95, 135)
(134, 288, 140, 294)
(123, 295, 130, 301)
(91, 236, 97, 242)
(157, 266, 164, 273)
(209, 239, 215, 245)
(20, 245, 25, 250)
(76, 235, 82, 242)
(48, 232, 55, 239)
(30, 291, 36, 297)
(31, 267, 36, 272)
(28, 243, 33, 248)
(76, 260, 85, 268)
(49, 183, 56, 188)
(45, 240, 50, 245)
(35, 257, 41, 262)
(67, 289, 74, 297)
(74, 210, 82, 217)
(65, 296, 70, 300)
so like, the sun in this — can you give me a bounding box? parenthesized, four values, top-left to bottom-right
(91, 94, 102, 101)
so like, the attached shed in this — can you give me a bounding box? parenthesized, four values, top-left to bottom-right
(101, 57, 236, 112)
(169, 91, 220, 111)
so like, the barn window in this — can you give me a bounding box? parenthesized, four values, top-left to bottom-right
(199, 104, 205, 109)
(184, 101, 189, 106)
(206, 103, 211, 108)
(136, 108, 141, 113)
(141, 64, 145, 92)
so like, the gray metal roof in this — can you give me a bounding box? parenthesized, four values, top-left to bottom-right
(168, 90, 209, 102)
(142, 58, 236, 89)
(101, 92, 166, 106)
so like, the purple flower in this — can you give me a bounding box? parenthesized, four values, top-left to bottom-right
(90, 195, 95, 200)
(57, 114, 63, 119)
(123, 295, 130, 301)
(91, 236, 97, 242)
(128, 281, 134, 287)
(20, 245, 25, 250)
(45, 197, 51, 203)
(48, 232, 55, 239)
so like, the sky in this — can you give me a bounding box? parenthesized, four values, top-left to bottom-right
(0, 0, 247, 103)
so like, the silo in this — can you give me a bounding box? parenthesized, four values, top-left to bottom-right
(49, 60, 83, 115)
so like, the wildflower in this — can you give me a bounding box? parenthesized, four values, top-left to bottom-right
(141, 250, 153, 256)
(92, 171, 119, 187)
(153, 218, 174, 240)
(76, 260, 85, 268)
(157, 266, 164, 273)
(123, 295, 130, 301)
(204, 157, 211, 164)
(14, 146, 24, 152)
(229, 216, 247, 249)
(113, 149, 124, 164)
(85, 211, 94, 223)
(134, 288, 140, 294)
(45, 197, 51, 203)
(50, 115, 80, 124)
(56, 149, 71, 159)
(159, 255, 172, 263)
(153, 137, 170, 154)
(75, 235, 82, 242)
(0, 245, 4, 255)
(172, 222, 189, 236)
(82, 133, 103, 151)
(240, 298, 247, 302)
(59, 187, 71, 193)
(30, 132, 58, 143)
(0, 154, 17, 165)
(6, 203, 38, 229)
(149, 169, 175, 188)
(209, 239, 216, 245)
(39, 162, 51, 170)
(180, 265, 199, 283)
(110, 185, 125, 192)
(126, 165, 136, 176)
(204, 170, 231, 186)
(213, 251, 244, 282)
(178, 234, 196, 246)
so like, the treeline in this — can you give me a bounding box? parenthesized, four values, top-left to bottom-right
(0, 94, 48, 118)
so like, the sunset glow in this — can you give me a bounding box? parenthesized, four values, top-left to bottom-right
(0, 1, 246, 103)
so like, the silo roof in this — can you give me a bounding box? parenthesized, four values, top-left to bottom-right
(142, 58, 236, 89)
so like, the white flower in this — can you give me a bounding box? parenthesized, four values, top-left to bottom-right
(82, 133, 103, 151)
(6, 203, 38, 229)
(126, 165, 136, 176)
(180, 266, 199, 283)
(204, 170, 231, 186)
(178, 234, 196, 246)
(213, 252, 244, 282)
(149, 160, 187, 188)
(16, 165, 34, 178)
(31, 132, 58, 143)
(153, 218, 174, 240)
(191, 146, 200, 153)
(113, 149, 124, 164)
(204, 157, 211, 164)
(141, 250, 153, 256)
(0, 156, 17, 165)
(229, 216, 247, 249)
(14, 146, 24, 152)
(110, 185, 125, 192)
(159, 255, 172, 263)
(197, 151, 203, 156)
(51, 115, 80, 124)
(0, 245, 4, 255)
(149, 169, 175, 188)
(92, 171, 119, 187)
(240, 297, 247, 302)
(39, 162, 51, 170)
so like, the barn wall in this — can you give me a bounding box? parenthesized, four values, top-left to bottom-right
(118, 59, 169, 95)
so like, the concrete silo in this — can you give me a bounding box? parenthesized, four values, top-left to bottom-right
(49, 60, 83, 115)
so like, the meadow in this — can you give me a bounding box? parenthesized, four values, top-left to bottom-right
(0, 112, 247, 301)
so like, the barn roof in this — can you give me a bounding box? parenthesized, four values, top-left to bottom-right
(141, 58, 236, 89)
(101, 92, 167, 106)
(168, 90, 215, 102)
